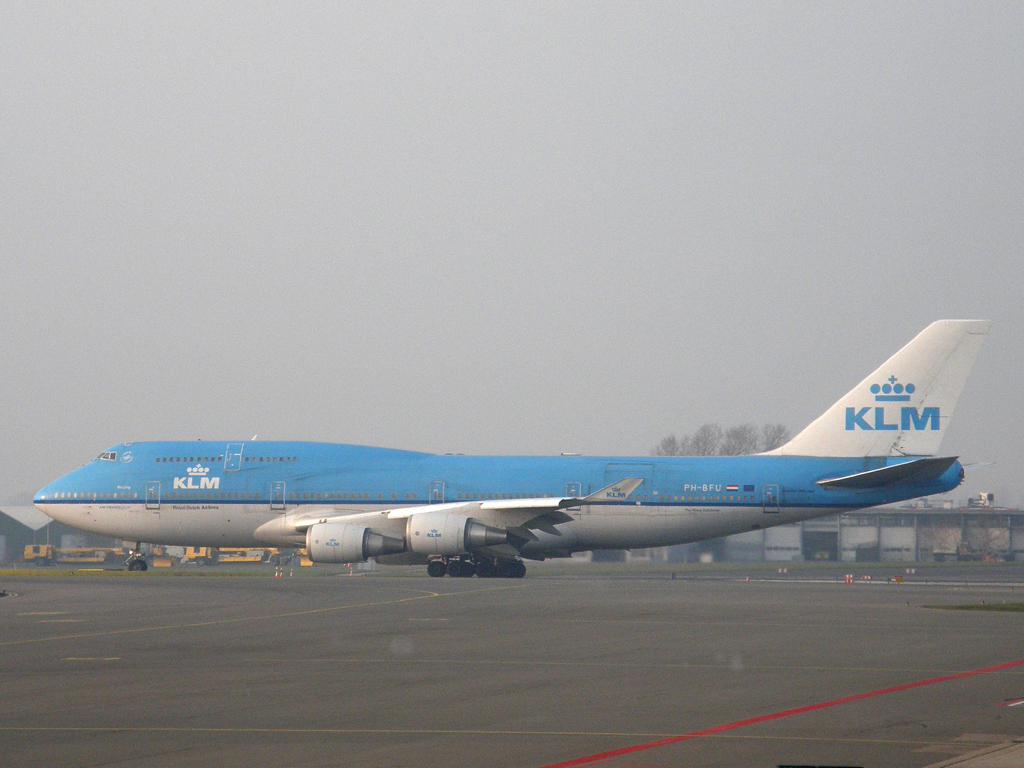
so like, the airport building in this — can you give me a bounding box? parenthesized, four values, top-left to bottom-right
(652, 494, 1024, 564)
(0, 506, 109, 564)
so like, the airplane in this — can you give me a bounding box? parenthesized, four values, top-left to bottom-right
(34, 319, 990, 577)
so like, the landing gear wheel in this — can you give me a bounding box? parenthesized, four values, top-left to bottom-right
(446, 559, 464, 577)
(493, 560, 513, 578)
(475, 560, 495, 578)
(125, 541, 146, 572)
(510, 560, 526, 578)
(427, 560, 447, 578)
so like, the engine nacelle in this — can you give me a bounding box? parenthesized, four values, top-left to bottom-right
(306, 523, 405, 563)
(405, 512, 507, 555)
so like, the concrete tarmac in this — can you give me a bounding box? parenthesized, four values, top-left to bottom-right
(1, 566, 1022, 767)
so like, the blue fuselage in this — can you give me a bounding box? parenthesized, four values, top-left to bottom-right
(34, 441, 963, 555)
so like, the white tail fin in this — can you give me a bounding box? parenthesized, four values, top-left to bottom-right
(771, 320, 990, 457)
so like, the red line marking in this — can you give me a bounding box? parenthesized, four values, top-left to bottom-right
(539, 657, 1024, 768)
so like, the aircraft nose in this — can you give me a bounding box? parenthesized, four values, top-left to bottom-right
(34, 479, 64, 506)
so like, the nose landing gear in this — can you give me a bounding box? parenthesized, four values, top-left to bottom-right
(125, 541, 148, 572)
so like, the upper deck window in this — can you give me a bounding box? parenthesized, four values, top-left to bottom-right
(96, 452, 117, 462)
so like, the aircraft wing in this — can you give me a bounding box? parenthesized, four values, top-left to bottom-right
(479, 477, 645, 511)
(387, 477, 642, 515)
(387, 477, 645, 536)
(256, 479, 644, 550)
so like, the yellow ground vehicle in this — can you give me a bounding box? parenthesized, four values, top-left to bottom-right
(183, 547, 270, 565)
(55, 548, 107, 564)
(147, 545, 177, 567)
(24, 544, 56, 565)
(217, 548, 268, 564)
(183, 546, 217, 565)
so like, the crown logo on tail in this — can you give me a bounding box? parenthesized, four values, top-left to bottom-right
(870, 376, 915, 402)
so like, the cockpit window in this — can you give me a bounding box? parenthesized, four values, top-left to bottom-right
(96, 451, 117, 462)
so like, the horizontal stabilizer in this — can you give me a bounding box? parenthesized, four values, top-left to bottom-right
(817, 456, 959, 490)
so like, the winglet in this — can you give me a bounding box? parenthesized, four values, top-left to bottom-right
(581, 478, 644, 503)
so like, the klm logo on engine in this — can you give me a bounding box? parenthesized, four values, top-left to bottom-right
(845, 376, 939, 431)
(173, 463, 221, 490)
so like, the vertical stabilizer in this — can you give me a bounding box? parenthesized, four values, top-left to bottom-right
(770, 320, 990, 457)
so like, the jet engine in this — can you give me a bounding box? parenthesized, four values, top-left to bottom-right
(306, 523, 405, 563)
(405, 512, 507, 555)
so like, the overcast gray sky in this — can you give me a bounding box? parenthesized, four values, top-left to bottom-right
(2, 3, 1021, 506)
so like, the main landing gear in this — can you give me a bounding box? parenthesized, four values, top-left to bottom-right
(427, 556, 525, 579)
(125, 541, 148, 572)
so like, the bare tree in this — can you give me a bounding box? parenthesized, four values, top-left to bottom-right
(720, 423, 760, 455)
(761, 423, 791, 451)
(688, 423, 723, 456)
(652, 435, 685, 456)
(652, 422, 791, 456)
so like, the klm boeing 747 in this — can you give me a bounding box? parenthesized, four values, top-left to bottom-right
(34, 320, 990, 577)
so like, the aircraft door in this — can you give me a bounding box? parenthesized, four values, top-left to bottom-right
(146, 481, 161, 510)
(429, 481, 445, 503)
(224, 444, 244, 472)
(762, 484, 780, 514)
(566, 482, 582, 498)
(270, 481, 286, 511)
